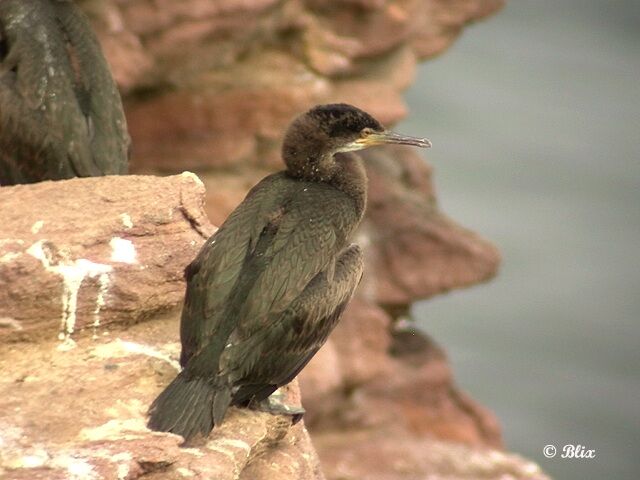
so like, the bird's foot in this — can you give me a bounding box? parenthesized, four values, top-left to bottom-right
(249, 390, 305, 424)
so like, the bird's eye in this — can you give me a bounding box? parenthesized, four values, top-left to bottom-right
(361, 128, 374, 136)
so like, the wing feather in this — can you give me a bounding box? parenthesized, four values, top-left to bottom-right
(181, 179, 360, 382)
(221, 245, 364, 392)
(0, 0, 128, 183)
(238, 187, 353, 325)
(180, 173, 294, 365)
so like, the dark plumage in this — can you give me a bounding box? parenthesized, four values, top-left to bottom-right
(0, 0, 130, 185)
(147, 103, 430, 441)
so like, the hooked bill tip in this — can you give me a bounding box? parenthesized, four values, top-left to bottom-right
(420, 138, 433, 148)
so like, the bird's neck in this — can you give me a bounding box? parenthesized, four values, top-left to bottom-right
(283, 147, 367, 218)
(282, 134, 336, 181)
(327, 153, 368, 218)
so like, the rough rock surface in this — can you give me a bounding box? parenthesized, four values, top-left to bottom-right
(70, 1, 539, 478)
(0, 313, 324, 480)
(79, 0, 505, 171)
(0, 0, 551, 479)
(0, 173, 214, 343)
(316, 430, 550, 480)
(362, 146, 500, 306)
(300, 306, 502, 445)
(0, 169, 541, 479)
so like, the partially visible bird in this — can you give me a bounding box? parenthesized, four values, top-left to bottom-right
(0, 0, 130, 185)
(148, 103, 431, 441)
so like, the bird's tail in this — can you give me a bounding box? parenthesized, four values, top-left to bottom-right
(147, 372, 231, 441)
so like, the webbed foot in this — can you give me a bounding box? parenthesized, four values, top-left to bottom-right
(249, 390, 305, 424)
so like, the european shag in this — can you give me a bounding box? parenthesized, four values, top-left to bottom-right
(148, 103, 431, 441)
(0, 0, 130, 185)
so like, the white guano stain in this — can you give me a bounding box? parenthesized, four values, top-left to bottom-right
(118, 340, 181, 371)
(0, 317, 23, 331)
(206, 443, 241, 471)
(109, 237, 137, 264)
(110, 452, 132, 480)
(19, 450, 49, 468)
(213, 438, 251, 453)
(181, 170, 204, 187)
(0, 252, 21, 263)
(50, 455, 97, 480)
(79, 418, 147, 442)
(119, 213, 133, 229)
(182, 448, 205, 457)
(26, 240, 113, 346)
(116, 460, 130, 480)
(0, 239, 24, 245)
(206, 437, 252, 475)
(92, 273, 111, 338)
(31, 220, 45, 234)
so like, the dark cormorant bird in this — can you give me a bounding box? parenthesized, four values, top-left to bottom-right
(0, 0, 130, 185)
(148, 103, 430, 441)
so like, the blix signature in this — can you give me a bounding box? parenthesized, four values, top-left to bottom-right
(543, 444, 596, 459)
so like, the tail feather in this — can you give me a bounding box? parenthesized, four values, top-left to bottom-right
(148, 373, 229, 441)
(213, 385, 232, 425)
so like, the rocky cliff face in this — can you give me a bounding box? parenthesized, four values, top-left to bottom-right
(1, 1, 551, 479)
(0, 174, 212, 343)
(0, 175, 325, 480)
(79, 0, 504, 172)
(0, 175, 545, 480)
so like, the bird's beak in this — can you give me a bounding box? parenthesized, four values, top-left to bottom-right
(350, 131, 432, 150)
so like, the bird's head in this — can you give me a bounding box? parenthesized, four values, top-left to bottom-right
(282, 103, 431, 180)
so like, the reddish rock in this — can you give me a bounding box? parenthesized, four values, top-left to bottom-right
(359, 327, 501, 446)
(0, 315, 323, 480)
(78, 1, 154, 91)
(0, 1, 549, 478)
(315, 429, 550, 480)
(306, 0, 419, 59)
(78, 0, 504, 172)
(412, 0, 506, 59)
(299, 299, 393, 426)
(0, 173, 214, 342)
(200, 169, 270, 226)
(299, 305, 503, 448)
(363, 146, 501, 306)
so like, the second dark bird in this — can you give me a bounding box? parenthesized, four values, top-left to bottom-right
(148, 103, 431, 441)
(0, 0, 129, 185)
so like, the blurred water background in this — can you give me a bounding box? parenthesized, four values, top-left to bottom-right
(401, 1, 640, 479)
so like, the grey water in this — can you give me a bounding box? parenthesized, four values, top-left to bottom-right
(401, 1, 640, 479)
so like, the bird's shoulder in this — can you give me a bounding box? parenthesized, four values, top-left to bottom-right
(187, 172, 357, 279)
(185, 172, 293, 276)
(236, 180, 360, 323)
